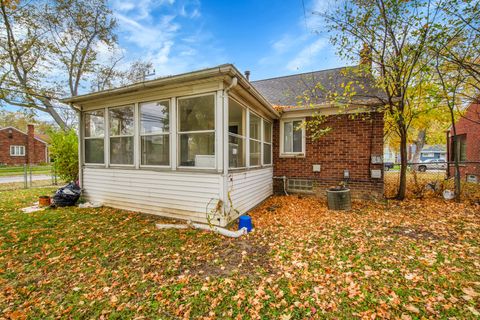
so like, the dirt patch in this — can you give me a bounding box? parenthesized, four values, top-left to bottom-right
(187, 239, 271, 278)
(391, 226, 445, 241)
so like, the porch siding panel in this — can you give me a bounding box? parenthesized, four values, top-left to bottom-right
(228, 167, 273, 217)
(82, 168, 223, 224)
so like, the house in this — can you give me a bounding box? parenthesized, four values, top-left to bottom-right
(447, 100, 480, 182)
(0, 124, 49, 166)
(383, 145, 398, 164)
(406, 144, 446, 162)
(63, 64, 384, 226)
(418, 145, 446, 162)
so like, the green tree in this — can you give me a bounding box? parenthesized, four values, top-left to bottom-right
(428, 0, 479, 201)
(48, 129, 78, 181)
(313, 0, 445, 199)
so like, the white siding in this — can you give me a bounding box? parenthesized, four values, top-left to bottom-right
(227, 167, 273, 218)
(82, 168, 224, 224)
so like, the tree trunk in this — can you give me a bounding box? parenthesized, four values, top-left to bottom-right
(449, 109, 461, 202)
(38, 97, 68, 130)
(412, 129, 426, 164)
(396, 128, 408, 200)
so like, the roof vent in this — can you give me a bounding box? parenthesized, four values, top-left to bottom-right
(244, 70, 250, 81)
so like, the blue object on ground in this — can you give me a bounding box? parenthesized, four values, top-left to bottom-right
(238, 215, 253, 232)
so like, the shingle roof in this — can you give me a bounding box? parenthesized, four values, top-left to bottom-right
(251, 66, 385, 107)
(421, 145, 446, 153)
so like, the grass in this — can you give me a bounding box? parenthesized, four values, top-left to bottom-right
(0, 165, 52, 177)
(0, 188, 479, 319)
(0, 180, 62, 192)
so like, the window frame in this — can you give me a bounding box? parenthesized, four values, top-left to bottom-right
(262, 120, 273, 166)
(228, 97, 247, 170)
(108, 104, 135, 167)
(280, 118, 306, 157)
(176, 92, 217, 170)
(139, 99, 171, 168)
(451, 134, 467, 163)
(10, 145, 25, 156)
(83, 109, 106, 166)
(248, 111, 262, 168)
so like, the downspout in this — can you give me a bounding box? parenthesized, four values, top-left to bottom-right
(222, 77, 238, 219)
(74, 103, 83, 188)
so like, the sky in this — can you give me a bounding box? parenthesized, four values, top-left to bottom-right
(109, 0, 351, 81)
(5, 0, 353, 119)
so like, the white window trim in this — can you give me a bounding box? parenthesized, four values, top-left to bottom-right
(138, 99, 171, 168)
(83, 109, 106, 166)
(10, 145, 25, 156)
(280, 118, 306, 158)
(262, 119, 273, 166)
(176, 93, 217, 170)
(108, 105, 135, 167)
(228, 98, 247, 170)
(248, 111, 262, 168)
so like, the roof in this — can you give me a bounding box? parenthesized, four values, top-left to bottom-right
(421, 145, 446, 153)
(251, 66, 385, 108)
(0, 127, 48, 145)
(62, 64, 280, 119)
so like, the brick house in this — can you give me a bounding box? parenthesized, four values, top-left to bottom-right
(63, 64, 385, 226)
(0, 124, 49, 166)
(252, 67, 385, 199)
(447, 100, 480, 182)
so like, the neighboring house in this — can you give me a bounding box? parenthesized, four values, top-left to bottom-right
(418, 145, 446, 162)
(63, 64, 385, 227)
(447, 100, 480, 181)
(0, 124, 49, 166)
(383, 145, 397, 164)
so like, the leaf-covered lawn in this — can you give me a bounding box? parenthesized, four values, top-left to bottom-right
(1, 189, 479, 319)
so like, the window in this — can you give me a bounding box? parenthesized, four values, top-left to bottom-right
(10, 145, 25, 156)
(451, 134, 467, 162)
(109, 106, 134, 165)
(249, 113, 261, 166)
(287, 179, 313, 193)
(281, 119, 304, 155)
(228, 98, 246, 168)
(263, 121, 272, 165)
(178, 94, 215, 168)
(140, 100, 170, 166)
(84, 110, 105, 164)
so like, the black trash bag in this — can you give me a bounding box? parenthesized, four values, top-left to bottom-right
(52, 182, 82, 207)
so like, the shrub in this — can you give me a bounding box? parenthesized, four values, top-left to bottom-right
(49, 129, 78, 181)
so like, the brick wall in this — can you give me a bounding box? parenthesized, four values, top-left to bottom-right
(448, 102, 480, 178)
(273, 111, 384, 199)
(0, 125, 48, 166)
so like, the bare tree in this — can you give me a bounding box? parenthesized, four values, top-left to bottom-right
(0, 0, 118, 129)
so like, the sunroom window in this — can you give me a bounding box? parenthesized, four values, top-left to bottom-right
(263, 121, 272, 165)
(249, 113, 261, 166)
(84, 110, 105, 164)
(109, 106, 134, 165)
(228, 98, 246, 168)
(178, 94, 215, 168)
(140, 100, 170, 166)
(282, 119, 304, 154)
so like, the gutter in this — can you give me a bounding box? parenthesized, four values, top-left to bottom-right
(62, 64, 280, 119)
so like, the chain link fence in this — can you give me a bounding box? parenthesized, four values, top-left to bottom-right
(0, 164, 60, 191)
(384, 161, 480, 202)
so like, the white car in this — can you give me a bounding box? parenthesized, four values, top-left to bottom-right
(417, 159, 447, 172)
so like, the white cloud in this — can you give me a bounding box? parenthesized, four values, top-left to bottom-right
(286, 37, 328, 71)
(108, 0, 225, 77)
